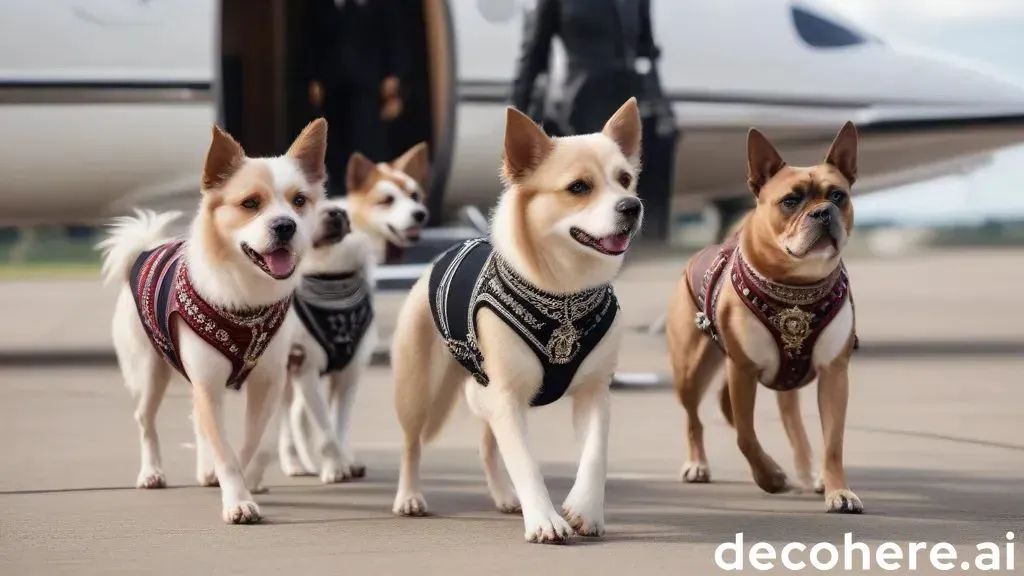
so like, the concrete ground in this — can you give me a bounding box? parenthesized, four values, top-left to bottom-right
(2, 248, 1024, 574)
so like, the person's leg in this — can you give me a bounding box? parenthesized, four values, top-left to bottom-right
(322, 88, 353, 196)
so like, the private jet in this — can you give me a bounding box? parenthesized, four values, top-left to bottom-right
(2, 0, 1024, 240)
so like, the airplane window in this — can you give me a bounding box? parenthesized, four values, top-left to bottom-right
(791, 5, 868, 48)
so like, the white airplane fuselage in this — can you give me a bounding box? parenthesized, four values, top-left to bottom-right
(1, 0, 1024, 227)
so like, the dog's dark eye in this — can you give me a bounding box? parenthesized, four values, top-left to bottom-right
(567, 180, 590, 195)
(409, 190, 422, 203)
(780, 195, 802, 209)
(241, 198, 259, 210)
(292, 193, 308, 208)
(617, 172, 632, 189)
(378, 195, 395, 206)
(829, 189, 847, 205)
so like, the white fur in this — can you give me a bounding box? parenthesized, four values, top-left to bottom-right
(274, 200, 380, 482)
(392, 125, 641, 543)
(100, 154, 320, 524)
(812, 298, 854, 368)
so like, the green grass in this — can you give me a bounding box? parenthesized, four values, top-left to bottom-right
(0, 261, 101, 280)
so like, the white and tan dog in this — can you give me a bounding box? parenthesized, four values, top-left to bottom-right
(390, 98, 644, 544)
(97, 119, 327, 524)
(277, 143, 430, 480)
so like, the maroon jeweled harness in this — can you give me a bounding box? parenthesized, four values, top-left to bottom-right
(688, 237, 857, 391)
(128, 240, 292, 390)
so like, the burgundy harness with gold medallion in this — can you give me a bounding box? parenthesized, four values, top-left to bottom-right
(688, 237, 857, 391)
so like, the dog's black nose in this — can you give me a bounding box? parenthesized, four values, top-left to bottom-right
(809, 205, 832, 224)
(615, 197, 643, 219)
(412, 209, 427, 224)
(271, 217, 297, 242)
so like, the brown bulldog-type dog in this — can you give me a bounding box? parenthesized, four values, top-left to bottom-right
(665, 122, 862, 514)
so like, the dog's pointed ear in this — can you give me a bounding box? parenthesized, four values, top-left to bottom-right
(824, 121, 859, 186)
(287, 117, 329, 186)
(602, 97, 642, 165)
(502, 106, 553, 183)
(346, 152, 378, 194)
(746, 128, 786, 196)
(201, 125, 245, 192)
(392, 141, 430, 191)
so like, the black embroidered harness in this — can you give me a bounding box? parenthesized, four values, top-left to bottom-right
(428, 238, 619, 407)
(292, 271, 375, 375)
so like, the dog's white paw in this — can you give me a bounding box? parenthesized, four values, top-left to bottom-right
(813, 473, 826, 494)
(561, 490, 605, 538)
(136, 468, 167, 489)
(196, 471, 219, 487)
(222, 501, 262, 524)
(490, 489, 522, 514)
(393, 491, 428, 516)
(825, 489, 863, 514)
(320, 460, 354, 484)
(680, 461, 711, 483)
(249, 484, 269, 495)
(524, 510, 575, 544)
(281, 457, 315, 477)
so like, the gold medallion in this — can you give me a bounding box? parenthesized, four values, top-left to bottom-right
(547, 322, 580, 364)
(771, 306, 815, 354)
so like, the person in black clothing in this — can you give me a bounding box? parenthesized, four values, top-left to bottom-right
(510, 0, 678, 241)
(307, 0, 406, 195)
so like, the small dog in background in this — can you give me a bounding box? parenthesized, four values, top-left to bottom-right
(97, 119, 327, 524)
(390, 98, 645, 544)
(278, 143, 430, 480)
(665, 122, 862, 513)
(275, 199, 379, 483)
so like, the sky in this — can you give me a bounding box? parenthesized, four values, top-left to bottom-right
(817, 0, 1024, 226)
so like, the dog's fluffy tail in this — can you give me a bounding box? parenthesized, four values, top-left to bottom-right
(96, 209, 182, 286)
(719, 385, 735, 428)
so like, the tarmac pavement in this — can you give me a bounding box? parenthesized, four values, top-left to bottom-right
(2, 248, 1024, 574)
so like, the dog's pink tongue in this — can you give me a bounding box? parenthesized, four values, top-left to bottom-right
(262, 249, 294, 277)
(600, 233, 631, 254)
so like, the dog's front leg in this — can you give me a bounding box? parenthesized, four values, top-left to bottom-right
(726, 359, 791, 494)
(816, 362, 863, 513)
(561, 383, 610, 538)
(481, 393, 573, 544)
(192, 382, 261, 524)
(290, 369, 350, 483)
(327, 369, 367, 480)
(238, 369, 286, 495)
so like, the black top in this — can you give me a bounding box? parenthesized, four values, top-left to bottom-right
(292, 271, 375, 375)
(510, 0, 661, 132)
(428, 238, 619, 407)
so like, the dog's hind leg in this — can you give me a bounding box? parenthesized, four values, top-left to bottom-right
(666, 286, 723, 484)
(725, 359, 791, 494)
(128, 354, 172, 489)
(113, 290, 172, 490)
(481, 422, 520, 514)
(561, 382, 611, 538)
(278, 379, 316, 477)
(193, 404, 220, 487)
(776, 389, 818, 492)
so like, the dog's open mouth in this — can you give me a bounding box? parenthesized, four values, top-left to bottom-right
(242, 243, 296, 279)
(570, 227, 632, 256)
(387, 224, 421, 245)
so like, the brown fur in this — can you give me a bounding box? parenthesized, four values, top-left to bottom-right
(193, 119, 328, 269)
(344, 143, 430, 232)
(497, 103, 642, 294)
(666, 122, 863, 513)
